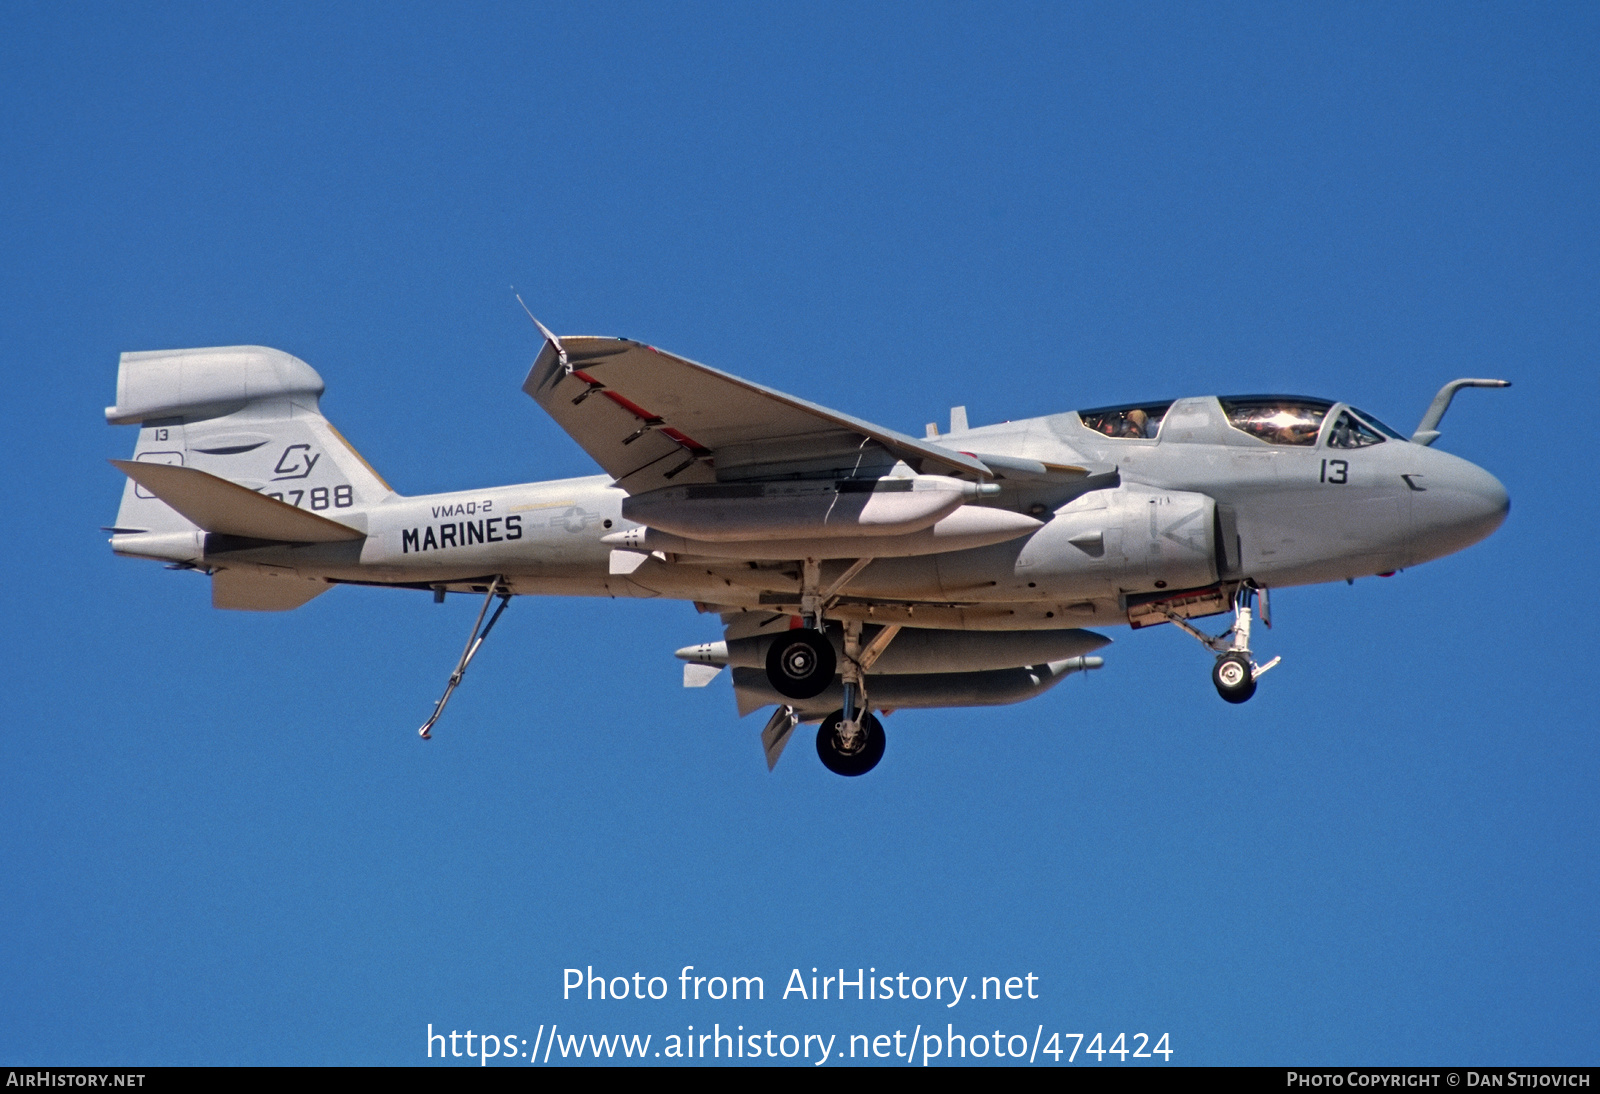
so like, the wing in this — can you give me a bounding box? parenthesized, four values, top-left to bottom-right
(522, 336, 991, 494)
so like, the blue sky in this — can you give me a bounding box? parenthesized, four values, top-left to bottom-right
(1, 1, 1595, 1066)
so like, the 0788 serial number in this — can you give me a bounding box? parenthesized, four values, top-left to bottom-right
(262, 484, 353, 510)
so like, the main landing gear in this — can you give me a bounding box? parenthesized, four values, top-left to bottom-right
(765, 628, 835, 699)
(817, 709, 885, 776)
(761, 558, 898, 776)
(1164, 584, 1280, 704)
(817, 619, 898, 776)
(764, 557, 837, 700)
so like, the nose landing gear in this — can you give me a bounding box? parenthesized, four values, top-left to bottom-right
(1212, 651, 1257, 704)
(1164, 584, 1280, 704)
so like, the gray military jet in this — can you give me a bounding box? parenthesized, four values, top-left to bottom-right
(105, 331, 1508, 776)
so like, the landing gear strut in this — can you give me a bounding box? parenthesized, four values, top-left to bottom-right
(764, 557, 834, 699)
(813, 619, 897, 776)
(763, 556, 861, 701)
(761, 560, 899, 774)
(1164, 584, 1280, 704)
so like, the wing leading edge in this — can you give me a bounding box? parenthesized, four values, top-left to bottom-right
(522, 336, 991, 494)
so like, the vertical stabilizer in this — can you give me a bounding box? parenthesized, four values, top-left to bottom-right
(106, 346, 396, 535)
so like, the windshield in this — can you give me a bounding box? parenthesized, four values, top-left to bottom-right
(1347, 407, 1406, 439)
(1219, 397, 1333, 446)
(1077, 401, 1173, 440)
(1327, 409, 1386, 449)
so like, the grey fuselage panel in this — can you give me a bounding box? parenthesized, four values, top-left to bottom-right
(143, 394, 1508, 631)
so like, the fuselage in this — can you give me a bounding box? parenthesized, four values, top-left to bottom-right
(170, 393, 1506, 632)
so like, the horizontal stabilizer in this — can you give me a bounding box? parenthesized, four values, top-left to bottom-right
(212, 568, 331, 611)
(109, 459, 363, 543)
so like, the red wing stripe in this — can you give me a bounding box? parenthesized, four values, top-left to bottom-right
(658, 427, 711, 456)
(572, 369, 711, 455)
(600, 389, 658, 422)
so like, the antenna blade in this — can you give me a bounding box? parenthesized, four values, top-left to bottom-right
(513, 292, 564, 355)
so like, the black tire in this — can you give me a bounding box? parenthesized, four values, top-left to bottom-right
(816, 710, 886, 777)
(1212, 652, 1257, 704)
(765, 628, 836, 699)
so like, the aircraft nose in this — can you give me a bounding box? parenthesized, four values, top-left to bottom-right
(1410, 458, 1509, 561)
(1459, 463, 1510, 538)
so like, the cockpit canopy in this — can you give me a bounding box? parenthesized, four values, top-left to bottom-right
(1077, 401, 1174, 440)
(1218, 397, 1333, 446)
(1326, 406, 1406, 448)
(1076, 396, 1406, 447)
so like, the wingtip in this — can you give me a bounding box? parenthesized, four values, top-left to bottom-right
(513, 293, 564, 350)
(531, 316, 561, 347)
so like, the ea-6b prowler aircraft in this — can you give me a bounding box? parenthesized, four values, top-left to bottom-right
(105, 330, 1509, 776)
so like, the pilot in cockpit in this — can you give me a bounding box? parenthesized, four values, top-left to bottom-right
(1280, 416, 1320, 446)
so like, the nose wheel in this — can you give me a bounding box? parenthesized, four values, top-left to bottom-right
(1163, 584, 1280, 705)
(1212, 651, 1257, 704)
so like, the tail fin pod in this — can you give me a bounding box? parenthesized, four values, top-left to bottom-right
(107, 346, 396, 534)
(105, 345, 326, 426)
